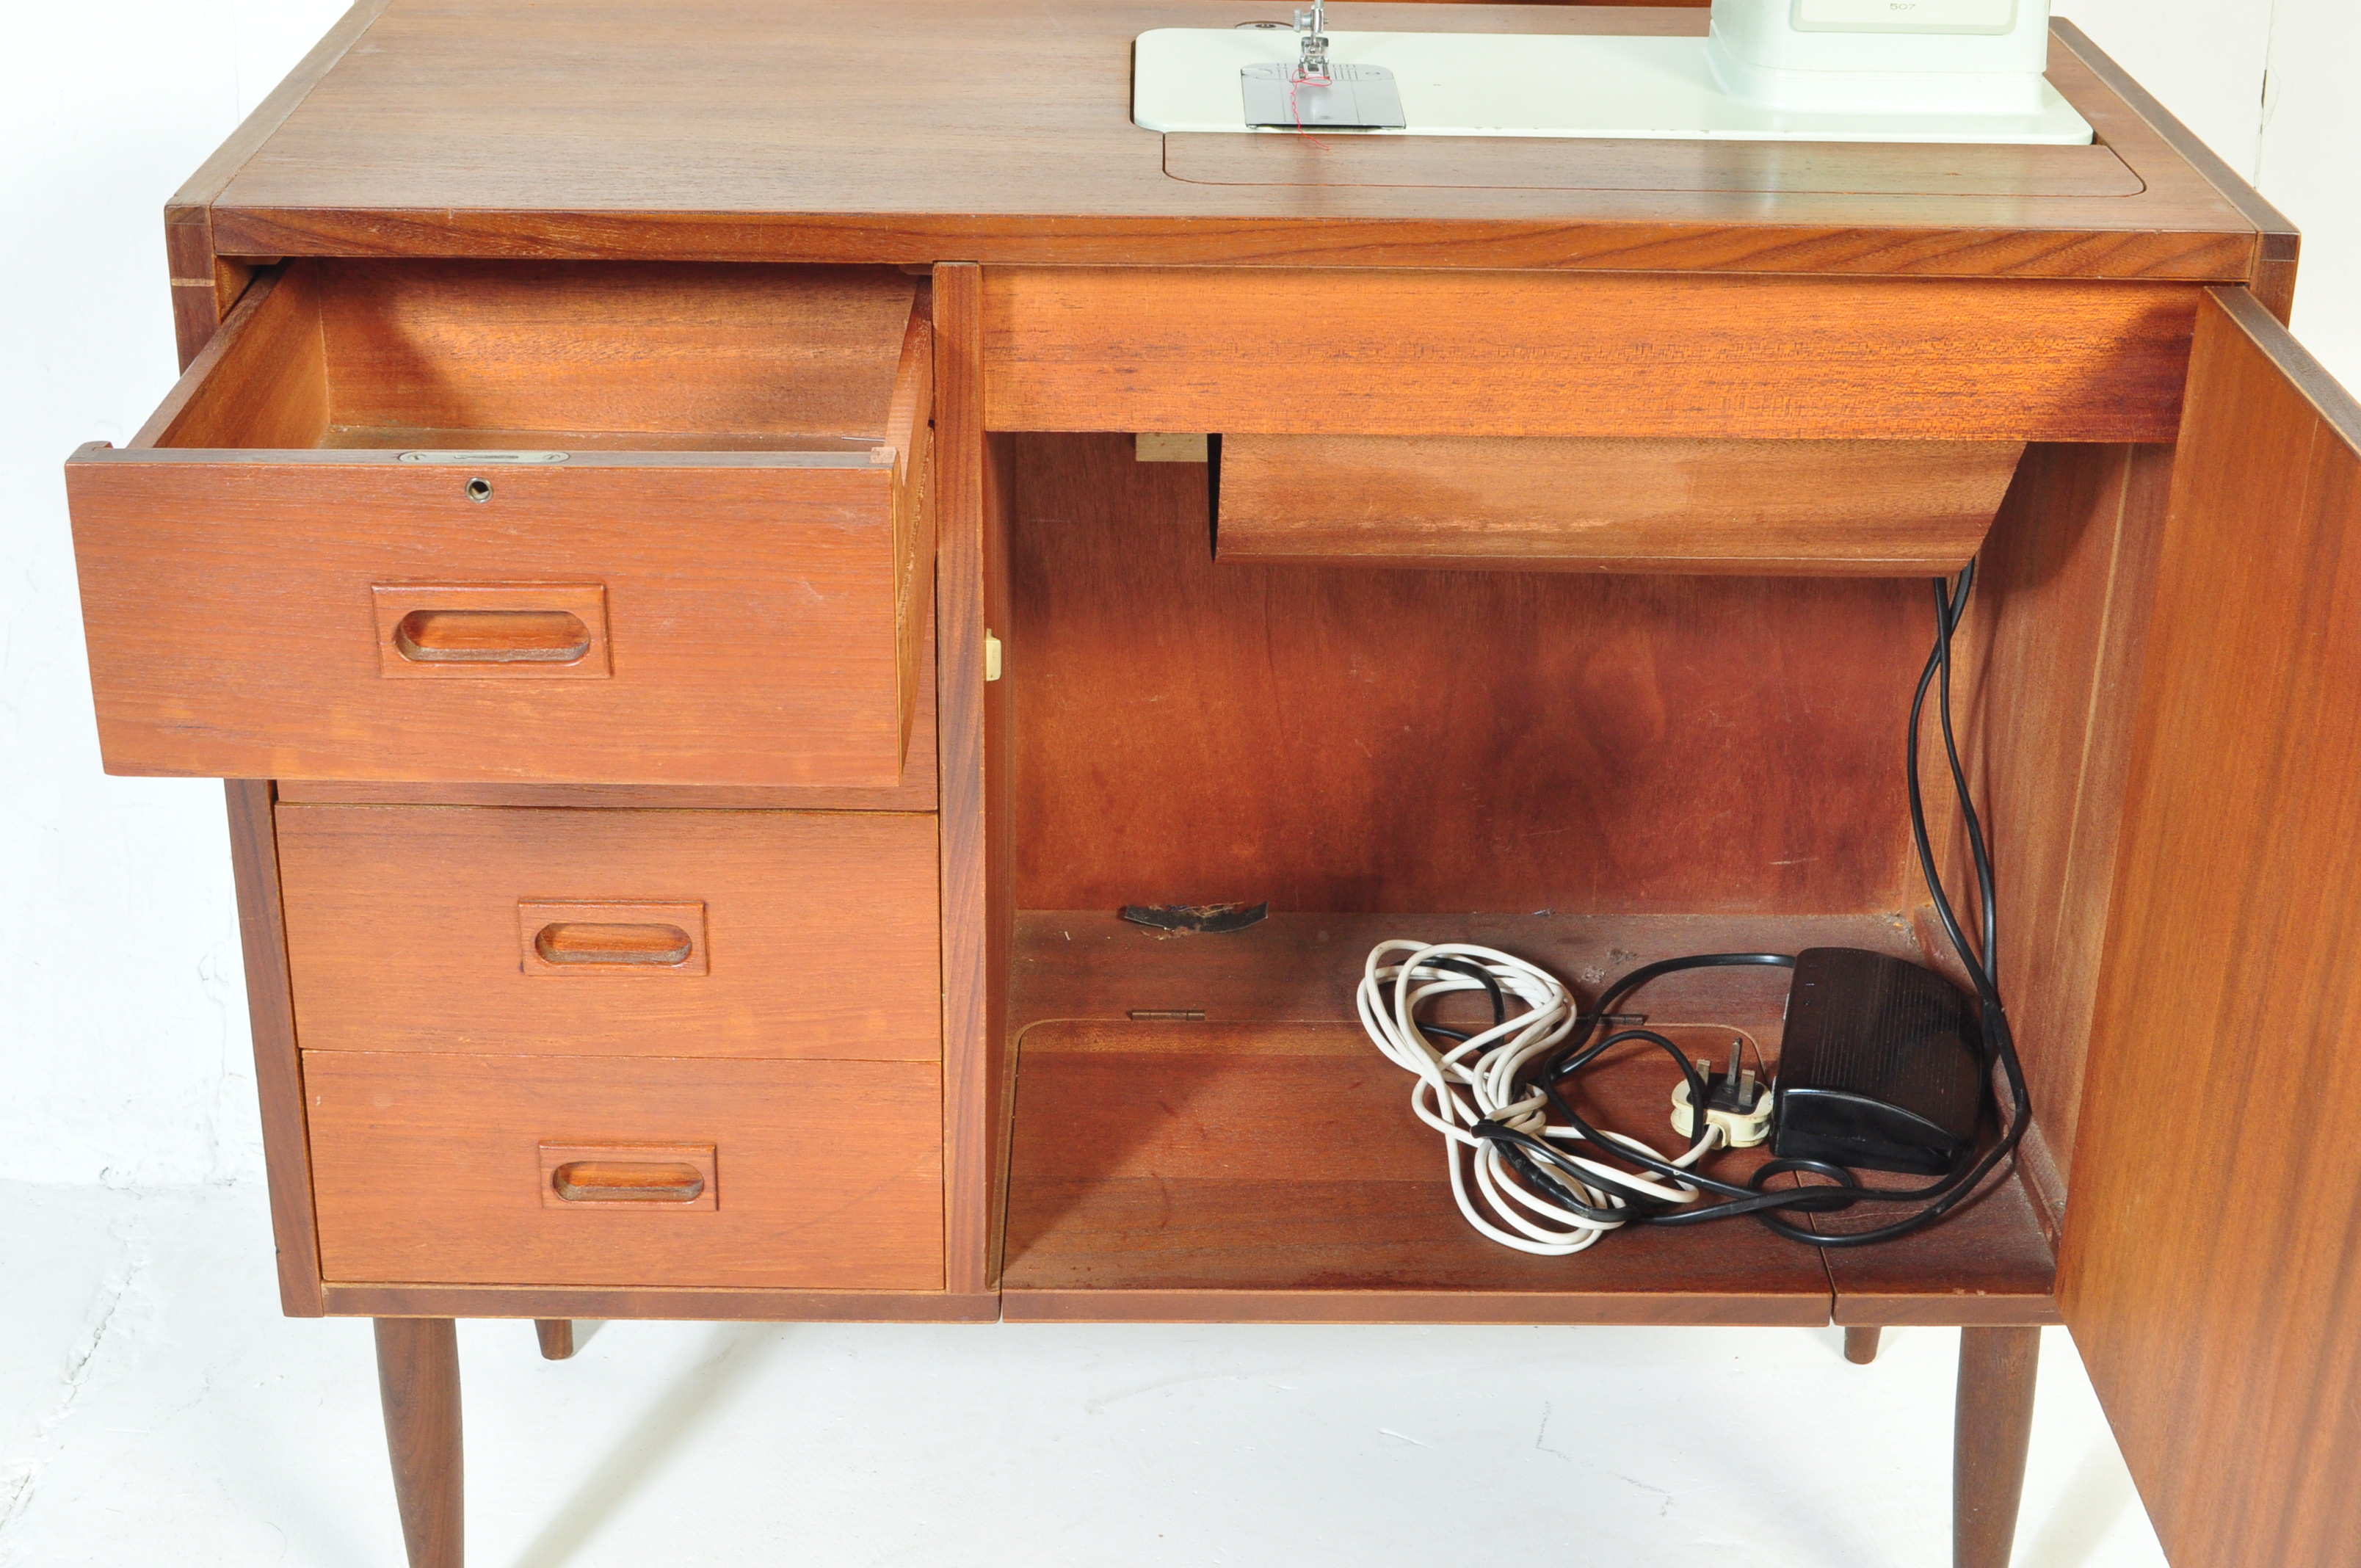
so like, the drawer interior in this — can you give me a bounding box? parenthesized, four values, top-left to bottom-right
(142, 258, 926, 454)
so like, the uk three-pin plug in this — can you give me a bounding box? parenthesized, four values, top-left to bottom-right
(1669, 1041, 1773, 1148)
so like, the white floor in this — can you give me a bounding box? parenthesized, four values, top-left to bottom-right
(1, 1180, 2166, 1568)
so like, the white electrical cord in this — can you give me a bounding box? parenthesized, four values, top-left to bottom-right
(1356, 940, 1724, 1256)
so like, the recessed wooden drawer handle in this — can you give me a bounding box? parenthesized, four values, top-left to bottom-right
(393, 609, 591, 664)
(533, 921, 694, 967)
(539, 1141, 717, 1209)
(518, 899, 709, 975)
(371, 584, 612, 680)
(549, 1160, 706, 1203)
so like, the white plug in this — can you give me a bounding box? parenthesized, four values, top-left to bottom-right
(1669, 1041, 1773, 1148)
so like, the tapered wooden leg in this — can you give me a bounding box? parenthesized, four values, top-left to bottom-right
(1954, 1326, 2039, 1568)
(534, 1318, 576, 1360)
(375, 1318, 463, 1568)
(1843, 1326, 1883, 1365)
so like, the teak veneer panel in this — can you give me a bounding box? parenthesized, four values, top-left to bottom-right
(272, 617, 943, 812)
(984, 269, 2197, 442)
(228, 780, 324, 1316)
(319, 1283, 1001, 1321)
(1009, 435, 1933, 916)
(932, 265, 1018, 1296)
(2050, 20, 2302, 321)
(70, 268, 936, 788)
(164, 0, 390, 363)
(1216, 435, 2025, 575)
(1015, 909, 1910, 1032)
(1004, 911, 2055, 1323)
(1002, 1020, 1833, 1324)
(1948, 441, 2174, 1207)
(1814, 1164, 2064, 1328)
(307, 1051, 944, 1291)
(311, 259, 921, 441)
(2061, 290, 2361, 1568)
(73, 454, 916, 785)
(275, 805, 941, 1060)
(199, 4, 2265, 283)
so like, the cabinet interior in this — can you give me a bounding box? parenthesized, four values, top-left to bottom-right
(996, 431, 2166, 1309)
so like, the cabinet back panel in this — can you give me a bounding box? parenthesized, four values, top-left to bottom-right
(1008, 433, 1926, 915)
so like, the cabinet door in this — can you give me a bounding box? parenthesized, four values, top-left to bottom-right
(2062, 286, 2361, 1568)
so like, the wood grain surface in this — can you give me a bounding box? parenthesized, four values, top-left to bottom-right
(1954, 1326, 2042, 1568)
(1948, 442, 2175, 1210)
(273, 622, 942, 812)
(308, 1051, 945, 1290)
(1817, 1163, 2062, 1328)
(322, 1283, 1003, 1321)
(932, 266, 1018, 1296)
(373, 1318, 463, 1568)
(72, 453, 912, 785)
(228, 780, 325, 1315)
(142, 265, 331, 449)
(197, 4, 2267, 284)
(2050, 20, 2302, 322)
(1001, 1018, 1836, 1324)
(310, 259, 921, 440)
(2060, 289, 2361, 1568)
(275, 805, 940, 1059)
(164, 0, 388, 363)
(1016, 908, 1900, 1031)
(76, 258, 933, 786)
(1006, 910, 2055, 1322)
(1216, 435, 2025, 575)
(983, 268, 2199, 441)
(1009, 434, 1932, 915)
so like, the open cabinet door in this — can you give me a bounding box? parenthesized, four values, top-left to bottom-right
(2061, 287, 2361, 1567)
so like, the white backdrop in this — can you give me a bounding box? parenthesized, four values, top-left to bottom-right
(3, 0, 2356, 1188)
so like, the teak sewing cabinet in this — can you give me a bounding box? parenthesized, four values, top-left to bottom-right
(59, 3, 2361, 1565)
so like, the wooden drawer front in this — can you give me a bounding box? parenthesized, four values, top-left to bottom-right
(278, 805, 940, 1061)
(65, 261, 933, 786)
(306, 1052, 943, 1290)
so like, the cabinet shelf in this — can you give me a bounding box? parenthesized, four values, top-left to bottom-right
(1000, 912, 2056, 1326)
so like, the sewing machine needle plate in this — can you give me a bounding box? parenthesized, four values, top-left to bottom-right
(1241, 63, 1407, 130)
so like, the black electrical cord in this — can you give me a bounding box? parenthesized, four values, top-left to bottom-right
(1454, 563, 2033, 1247)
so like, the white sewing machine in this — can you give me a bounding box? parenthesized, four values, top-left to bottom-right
(1135, 0, 2090, 144)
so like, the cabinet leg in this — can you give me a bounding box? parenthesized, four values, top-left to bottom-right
(1843, 1326, 1883, 1365)
(534, 1318, 576, 1360)
(375, 1318, 463, 1568)
(1954, 1326, 2039, 1568)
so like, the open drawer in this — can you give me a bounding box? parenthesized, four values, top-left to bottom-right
(66, 260, 933, 787)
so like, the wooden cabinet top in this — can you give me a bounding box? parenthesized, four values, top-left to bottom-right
(184, 0, 2292, 286)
